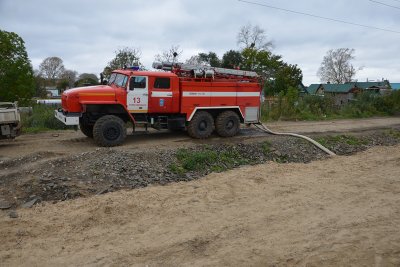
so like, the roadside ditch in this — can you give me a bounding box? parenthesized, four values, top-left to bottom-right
(0, 128, 399, 211)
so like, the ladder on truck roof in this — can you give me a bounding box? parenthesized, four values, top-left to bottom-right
(152, 61, 259, 81)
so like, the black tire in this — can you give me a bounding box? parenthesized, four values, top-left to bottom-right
(79, 119, 94, 138)
(93, 115, 127, 147)
(187, 111, 214, 139)
(215, 111, 240, 137)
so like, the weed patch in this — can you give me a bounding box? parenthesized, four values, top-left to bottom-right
(21, 104, 69, 133)
(317, 135, 368, 148)
(385, 129, 400, 139)
(170, 146, 253, 174)
(262, 141, 272, 154)
(262, 90, 400, 122)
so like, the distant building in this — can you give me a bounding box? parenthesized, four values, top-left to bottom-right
(45, 87, 61, 98)
(305, 81, 391, 106)
(305, 84, 321, 95)
(305, 83, 361, 105)
(36, 99, 61, 105)
(355, 81, 391, 95)
(390, 83, 400, 91)
(297, 82, 308, 96)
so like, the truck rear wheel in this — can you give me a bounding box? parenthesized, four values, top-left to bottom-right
(215, 111, 240, 137)
(187, 111, 214, 139)
(93, 115, 126, 147)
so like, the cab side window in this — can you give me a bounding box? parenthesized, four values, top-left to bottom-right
(129, 76, 146, 90)
(154, 77, 170, 89)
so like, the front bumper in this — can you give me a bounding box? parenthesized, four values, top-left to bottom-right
(54, 110, 80, 126)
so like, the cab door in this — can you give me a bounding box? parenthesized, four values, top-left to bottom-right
(149, 77, 174, 113)
(127, 76, 148, 113)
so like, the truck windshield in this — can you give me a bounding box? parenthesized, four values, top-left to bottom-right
(108, 73, 128, 88)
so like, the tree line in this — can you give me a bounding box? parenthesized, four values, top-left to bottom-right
(35, 56, 99, 98)
(1, 25, 359, 105)
(103, 24, 304, 96)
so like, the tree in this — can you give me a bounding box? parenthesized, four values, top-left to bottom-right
(198, 52, 221, 67)
(185, 55, 203, 65)
(317, 48, 356, 84)
(39, 57, 65, 84)
(154, 45, 182, 63)
(241, 48, 282, 78)
(104, 47, 144, 76)
(78, 73, 98, 82)
(241, 47, 302, 95)
(236, 23, 303, 95)
(58, 69, 78, 90)
(273, 63, 303, 95)
(185, 52, 221, 67)
(75, 73, 99, 87)
(33, 69, 47, 98)
(237, 23, 273, 51)
(222, 50, 243, 69)
(0, 30, 35, 104)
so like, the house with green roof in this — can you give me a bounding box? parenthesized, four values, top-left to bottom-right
(305, 84, 321, 95)
(306, 83, 361, 106)
(297, 82, 308, 96)
(390, 83, 400, 91)
(305, 80, 394, 106)
(354, 81, 391, 94)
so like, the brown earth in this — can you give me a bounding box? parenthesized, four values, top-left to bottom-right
(1, 116, 399, 159)
(267, 116, 400, 134)
(0, 117, 400, 266)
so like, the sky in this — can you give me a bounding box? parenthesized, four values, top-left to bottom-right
(0, 0, 399, 85)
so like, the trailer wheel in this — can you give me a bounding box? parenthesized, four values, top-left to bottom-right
(79, 119, 94, 138)
(215, 111, 240, 137)
(93, 115, 126, 147)
(187, 111, 214, 139)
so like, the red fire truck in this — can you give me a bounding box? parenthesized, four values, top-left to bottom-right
(55, 62, 262, 146)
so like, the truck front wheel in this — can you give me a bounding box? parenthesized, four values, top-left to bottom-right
(79, 118, 94, 138)
(215, 111, 240, 137)
(187, 111, 214, 139)
(93, 115, 126, 147)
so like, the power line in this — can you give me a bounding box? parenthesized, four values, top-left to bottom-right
(237, 0, 400, 34)
(369, 0, 400, 10)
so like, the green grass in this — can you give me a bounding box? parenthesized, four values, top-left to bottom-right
(316, 135, 368, 147)
(170, 146, 250, 174)
(22, 126, 54, 134)
(21, 104, 69, 133)
(262, 90, 400, 122)
(261, 141, 272, 154)
(385, 129, 400, 139)
(169, 163, 186, 175)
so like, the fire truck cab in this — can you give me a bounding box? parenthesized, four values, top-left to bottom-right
(55, 63, 262, 146)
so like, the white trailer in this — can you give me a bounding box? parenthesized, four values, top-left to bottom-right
(0, 102, 21, 139)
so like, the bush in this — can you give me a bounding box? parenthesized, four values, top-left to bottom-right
(21, 104, 69, 133)
(171, 146, 250, 174)
(261, 90, 400, 122)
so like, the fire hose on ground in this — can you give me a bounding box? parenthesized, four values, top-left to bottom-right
(253, 123, 336, 156)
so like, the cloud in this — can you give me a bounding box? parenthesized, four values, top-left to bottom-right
(1, 0, 399, 85)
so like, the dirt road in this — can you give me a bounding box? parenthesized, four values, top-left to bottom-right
(0, 117, 400, 266)
(1, 145, 400, 266)
(1, 116, 399, 159)
(267, 116, 400, 134)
